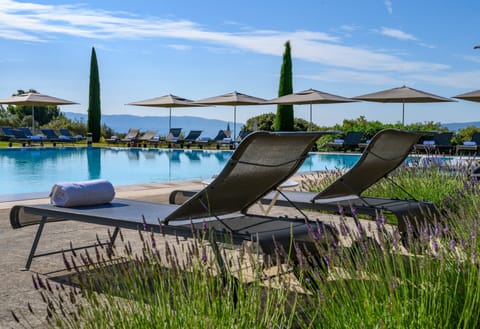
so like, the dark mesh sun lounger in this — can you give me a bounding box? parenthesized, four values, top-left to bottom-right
(261, 129, 440, 234)
(10, 131, 332, 270)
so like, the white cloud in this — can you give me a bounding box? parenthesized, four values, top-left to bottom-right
(298, 69, 403, 87)
(0, 0, 448, 74)
(165, 44, 192, 51)
(408, 70, 480, 89)
(385, 0, 393, 14)
(463, 55, 480, 64)
(380, 27, 417, 41)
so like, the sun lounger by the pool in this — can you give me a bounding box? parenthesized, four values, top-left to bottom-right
(456, 132, 480, 155)
(165, 128, 183, 148)
(121, 128, 140, 145)
(194, 130, 231, 149)
(216, 130, 252, 150)
(171, 130, 202, 148)
(11, 131, 334, 270)
(415, 132, 453, 154)
(261, 129, 440, 235)
(0, 126, 15, 141)
(137, 130, 158, 147)
(325, 131, 363, 152)
(41, 128, 73, 144)
(59, 128, 83, 142)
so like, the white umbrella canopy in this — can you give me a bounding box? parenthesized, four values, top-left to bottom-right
(354, 85, 453, 126)
(0, 92, 78, 131)
(194, 91, 267, 139)
(127, 94, 203, 132)
(267, 88, 356, 130)
(453, 90, 480, 102)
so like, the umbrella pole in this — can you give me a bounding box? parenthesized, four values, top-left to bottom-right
(169, 107, 172, 132)
(309, 103, 313, 131)
(402, 102, 405, 126)
(234, 105, 236, 142)
(31, 105, 35, 132)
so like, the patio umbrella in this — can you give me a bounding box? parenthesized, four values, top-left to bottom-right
(453, 90, 480, 102)
(194, 91, 267, 140)
(353, 85, 453, 126)
(127, 94, 202, 132)
(0, 92, 78, 132)
(267, 88, 356, 130)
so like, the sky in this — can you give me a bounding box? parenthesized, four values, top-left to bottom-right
(1, 0, 480, 129)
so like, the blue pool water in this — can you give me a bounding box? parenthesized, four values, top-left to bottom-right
(0, 147, 361, 197)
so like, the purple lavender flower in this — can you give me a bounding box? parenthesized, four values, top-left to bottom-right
(444, 240, 453, 254)
(151, 233, 156, 249)
(433, 240, 439, 255)
(323, 255, 331, 268)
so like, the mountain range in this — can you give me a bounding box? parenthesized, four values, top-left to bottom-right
(64, 112, 244, 138)
(64, 112, 480, 136)
(442, 122, 480, 131)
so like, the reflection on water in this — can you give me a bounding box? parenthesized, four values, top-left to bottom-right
(0, 147, 363, 195)
(87, 148, 101, 180)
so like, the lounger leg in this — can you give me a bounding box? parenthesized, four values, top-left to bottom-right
(22, 216, 47, 271)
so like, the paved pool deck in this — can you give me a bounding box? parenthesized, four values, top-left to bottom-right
(0, 178, 350, 328)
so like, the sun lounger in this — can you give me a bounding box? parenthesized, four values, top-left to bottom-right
(165, 128, 183, 148)
(216, 130, 252, 150)
(0, 126, 15, 141)
(20, 127, 45, 142)
(261, 129, 440, 235)
(41, 128, 71, 144)
(137, 130, 158, 147)
(170, 129, 439, 238)
(415, 132, 453, 154)
(105, 135, 119, 144)
(2, 128, 45, 146)
(325, 131, 363, 152)
(121, 128, 140, 145)
(456, 132, 480, 155)
(172, 130, 202, 148)
(59, 128, 83, 142)
(11, 131, 334, 271)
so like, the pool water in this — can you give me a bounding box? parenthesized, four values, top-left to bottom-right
(0, 147, 361, 196)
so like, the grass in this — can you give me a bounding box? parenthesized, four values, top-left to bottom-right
(11, 154, 480, 328)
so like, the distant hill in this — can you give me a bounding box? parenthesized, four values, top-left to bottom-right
(64, 112, 243, 138)
(442, 122, 480, 131)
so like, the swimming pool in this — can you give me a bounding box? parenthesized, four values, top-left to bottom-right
(0, 147, 361, 197)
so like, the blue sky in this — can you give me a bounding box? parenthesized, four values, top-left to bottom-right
(1, 0, 480, 128)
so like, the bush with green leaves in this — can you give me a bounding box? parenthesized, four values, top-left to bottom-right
(243, 112, 321, 132)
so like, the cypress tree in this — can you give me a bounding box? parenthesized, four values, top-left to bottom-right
(88, 47, 101, 142)
(274, 41, 294, 131)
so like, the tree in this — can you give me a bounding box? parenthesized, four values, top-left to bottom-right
(88, 47, 101, 142)
(274, 41, 294, 131)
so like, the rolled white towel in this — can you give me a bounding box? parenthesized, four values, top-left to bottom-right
(50, 179, 115, 207)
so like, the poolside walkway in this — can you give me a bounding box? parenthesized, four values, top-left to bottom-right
(0, 178, 355, 328)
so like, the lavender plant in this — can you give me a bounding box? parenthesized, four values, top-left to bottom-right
(12, 157, 480, 328)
